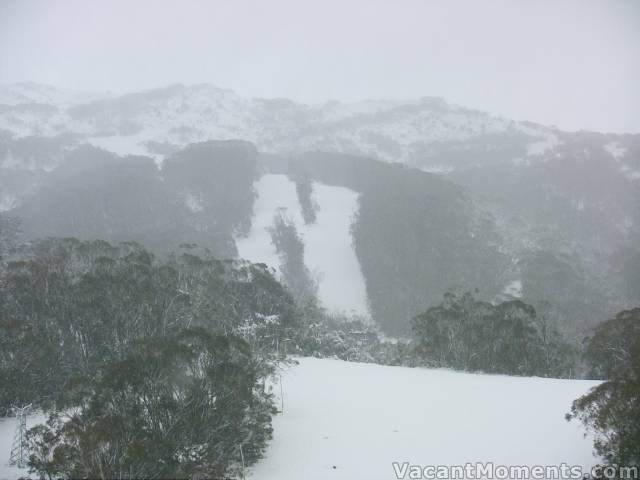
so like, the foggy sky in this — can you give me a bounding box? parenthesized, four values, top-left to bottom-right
(1, 0, 639, 133)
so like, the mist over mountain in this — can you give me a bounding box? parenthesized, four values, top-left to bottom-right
(1, 82, 638, 336)
(2, 0, 640, 475)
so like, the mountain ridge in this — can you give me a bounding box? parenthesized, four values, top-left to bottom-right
(1, 84, 638, 336)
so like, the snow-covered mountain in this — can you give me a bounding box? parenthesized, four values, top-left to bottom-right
(2, 82, 638, 180)
(0, 82, 110, 108)
(1, 83, 638, 335)
(0, 84, 571, 162)
(1, 82, 638, 180)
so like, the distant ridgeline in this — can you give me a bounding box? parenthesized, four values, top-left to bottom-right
(2, 139, 639, 336)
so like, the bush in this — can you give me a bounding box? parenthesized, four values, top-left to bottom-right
(27, 329, 276, 479)
(567, 308, 640, 468)
(412, 290, 577, 377)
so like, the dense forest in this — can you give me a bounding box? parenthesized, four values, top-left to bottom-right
(4, 139, 638, 338)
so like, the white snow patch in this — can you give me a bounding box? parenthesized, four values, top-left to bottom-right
(0, 413, 47, 480)
(304, 183, 370, 317)
(502, 279, 523, 298)
(604, 142, 626, 161)
(620, 165, 640, 181)
(319, 99, 412, 122)
(526, 134, 560, 157)
(251, 357, 600, 480)
(0, 360, 600, 480)
(0, 83, 109, 107)
(86, 135, 161, 165)
(184, 192, 204, 212)
(628, 171, 640, 180)
(236, 174, 369, 317)
(420, 164, 454, 174)
(572, 197, 586, 212)
(0, 194, 16, 212)
(0, 84, 572, 169)
(236, 174, 301, 279)
(603, 142, 638, 179)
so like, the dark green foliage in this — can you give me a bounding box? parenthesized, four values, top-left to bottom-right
(268, 212, 318, 307)
(567, 308, 640, 467)
(585, 308, 640, 379)
(298, 315, 414, 366)
(353, 164, 507, 336)
(0, 214, 21, 266)
(15, 140, 258, 258)
(162, 140, 258, 238)
(0, 132, 78, 171)
(67, 85, 189, 135)
(448, 132, 640, 331)
(166, 246, 302, 357)
(0, 238, 301, 413)
(610, 246, 640, 305)
(412, 290, 577, 377)
(289, 171, 318, 224)
(520, 250, 612, 333)
(27, 329, 276, 479)
(267, 152, 509, 336)
(0, 165, 42, 214)
(408, 131, 532, 171)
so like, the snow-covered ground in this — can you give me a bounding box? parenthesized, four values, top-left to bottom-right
(236, 174, 298, 279)
(0, 359, 601, 480)
(85, 134, 162, 165)
(236, 174, 370, 317)
(501, 279, 523, 299)
(0, 414, 46, 480)
(251, 357, 600, 480)
(525, 132, 560, 157)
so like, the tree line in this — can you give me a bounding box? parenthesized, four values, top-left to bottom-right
(1, 213, 637, 475)
(411, 289, 639, 470)
(0, 228, 306, 478)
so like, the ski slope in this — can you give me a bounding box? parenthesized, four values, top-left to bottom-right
(251, 357, 600, 480)
(236, 174, 370, 318)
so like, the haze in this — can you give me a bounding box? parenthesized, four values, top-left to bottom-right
(0, 0, 639, 133)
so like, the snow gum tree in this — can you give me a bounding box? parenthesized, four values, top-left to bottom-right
(567, 308, 640, 468)
(27, 328, 276, 479)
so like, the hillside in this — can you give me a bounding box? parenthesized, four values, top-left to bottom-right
(1, 84, 638, 335)
(4, 142, 512, 334)
(236, 174, 369, 317)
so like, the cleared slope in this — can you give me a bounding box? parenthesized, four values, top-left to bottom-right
(236, 174, 369, 317)
(251, 357, 599, 480)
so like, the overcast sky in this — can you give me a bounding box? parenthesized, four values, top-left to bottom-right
(1, 0, 638, 133)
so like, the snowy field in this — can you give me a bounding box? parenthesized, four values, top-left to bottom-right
(0, 358, 600, 480)
(236, 174, 370, 317)
(251, 357, 600, 480)
(0, 414, 46, 480)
